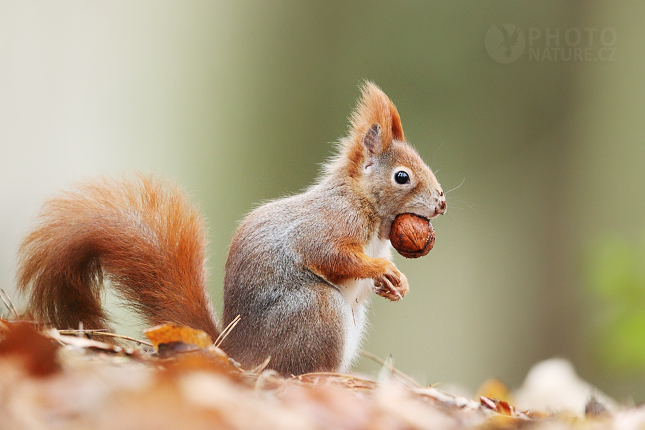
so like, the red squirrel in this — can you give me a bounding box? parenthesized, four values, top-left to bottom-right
(17, 82, 446, 375)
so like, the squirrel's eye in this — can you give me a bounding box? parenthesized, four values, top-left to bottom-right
(394, 171, 410, 185)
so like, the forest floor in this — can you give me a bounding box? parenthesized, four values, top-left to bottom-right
(0, 320, 642, 430)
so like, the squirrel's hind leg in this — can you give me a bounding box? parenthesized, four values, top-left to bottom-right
(222, 282, 347, 375)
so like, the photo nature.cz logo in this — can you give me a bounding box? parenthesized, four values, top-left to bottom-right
(485, 24, 617, 64)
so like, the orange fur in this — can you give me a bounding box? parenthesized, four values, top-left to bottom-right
(16, 175, 219, 339)
(333, 81, 405, 179)
(350, 81, 404, 145)
(305, 241, 393, 285)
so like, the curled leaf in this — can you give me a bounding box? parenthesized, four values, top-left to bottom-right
(144, 323, 212, 352)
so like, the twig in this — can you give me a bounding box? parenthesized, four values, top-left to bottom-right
(58, 329, 153, 346)
(359, 350, 423, 388)
(58, 329, 109, 334)
(298, 371, 364, 379)
(295, 372, 377, 391)
(0, 289, 19, 319)
(214, 315, 241, 348)
(97, 332, 153, 346)
(249, 356, 272, 375)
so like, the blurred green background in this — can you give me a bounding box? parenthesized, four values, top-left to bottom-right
(2, 1, 645, 401)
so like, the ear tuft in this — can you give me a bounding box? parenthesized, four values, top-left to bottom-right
(348, 81, 405, 154)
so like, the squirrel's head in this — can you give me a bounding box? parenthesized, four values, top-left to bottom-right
(333, 82, 446, 237)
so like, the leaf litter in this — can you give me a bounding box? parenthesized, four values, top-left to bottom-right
(0, 320, 642, 430)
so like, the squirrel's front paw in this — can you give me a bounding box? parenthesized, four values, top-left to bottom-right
(373, 265, 409, 302)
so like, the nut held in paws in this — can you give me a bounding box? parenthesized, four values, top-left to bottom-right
(390, 213, 435, 258)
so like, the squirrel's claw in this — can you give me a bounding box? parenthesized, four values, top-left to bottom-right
(373, 268, 408, 301)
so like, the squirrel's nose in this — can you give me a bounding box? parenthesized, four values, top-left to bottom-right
(436, 198, 447, 215)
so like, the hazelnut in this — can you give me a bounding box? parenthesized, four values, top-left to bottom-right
(390, 213, 435, 258)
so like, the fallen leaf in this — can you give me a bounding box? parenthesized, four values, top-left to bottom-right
(144, 323, 213, 351)
(0, 321, 59, 377)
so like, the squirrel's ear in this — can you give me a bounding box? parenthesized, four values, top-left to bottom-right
(362, 123, 382, 155)
(348, 81, 404, 156)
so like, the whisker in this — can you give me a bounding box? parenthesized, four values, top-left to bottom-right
(430, 142, 445, 169)
(461, 201, 479, 213)
(445, 177, 465, 194)
(441, 195, 478, 214)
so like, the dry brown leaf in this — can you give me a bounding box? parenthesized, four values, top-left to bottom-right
(0, 320, 59, 377)
(3, 325, 644, 430)
(144, 323, 213, 351)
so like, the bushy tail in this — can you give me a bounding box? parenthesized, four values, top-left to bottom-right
(16, 175, 220, 340)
